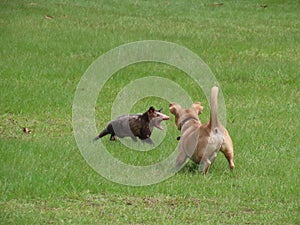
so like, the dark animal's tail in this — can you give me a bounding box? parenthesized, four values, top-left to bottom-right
(93, 128, 110, 141)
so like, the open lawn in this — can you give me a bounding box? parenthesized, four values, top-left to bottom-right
(0, 0, 299, 224)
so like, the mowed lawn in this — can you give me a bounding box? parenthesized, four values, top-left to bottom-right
(0, 0, 299, 224)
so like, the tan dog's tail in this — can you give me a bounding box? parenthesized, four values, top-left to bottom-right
(209, 86, 220, 129)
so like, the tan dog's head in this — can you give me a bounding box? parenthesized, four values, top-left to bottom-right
(169, 102, 203, 130)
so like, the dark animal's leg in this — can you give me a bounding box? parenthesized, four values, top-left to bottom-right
(130, 136, 138, 142)
(110, 134, 116, 141)
(107, 124, 117, 141)
(142, 138, 154, 145)
(94, 123, 114, 141)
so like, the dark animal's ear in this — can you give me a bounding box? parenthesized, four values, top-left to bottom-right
(148, 106, 155, 114)
(158, 108, 163, 112)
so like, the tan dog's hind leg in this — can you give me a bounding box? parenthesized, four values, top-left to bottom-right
(220, 130, 235, 170)
(200, 129, 223, 174)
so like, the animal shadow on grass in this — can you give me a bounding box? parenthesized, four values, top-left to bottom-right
(179, 162, 199, 174)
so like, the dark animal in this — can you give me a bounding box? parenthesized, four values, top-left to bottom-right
(94, 107, 169, 144)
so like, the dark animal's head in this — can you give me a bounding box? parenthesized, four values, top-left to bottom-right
(147, 107, 170, 130)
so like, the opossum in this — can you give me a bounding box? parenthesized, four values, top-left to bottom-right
(93, 107, 169, 144)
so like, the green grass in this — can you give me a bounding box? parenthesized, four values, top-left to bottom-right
(1, 0, 299, 224)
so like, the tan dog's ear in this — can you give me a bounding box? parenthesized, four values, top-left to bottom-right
(192, 102, 204, 115)
(169, 103, 177, 115)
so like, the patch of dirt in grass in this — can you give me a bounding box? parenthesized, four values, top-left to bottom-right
(0, 113, 72, 140)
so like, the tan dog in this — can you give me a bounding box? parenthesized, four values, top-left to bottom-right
(169, 86, 235, 174)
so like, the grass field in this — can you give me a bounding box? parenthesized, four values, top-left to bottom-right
(1, 0, 299, 224)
